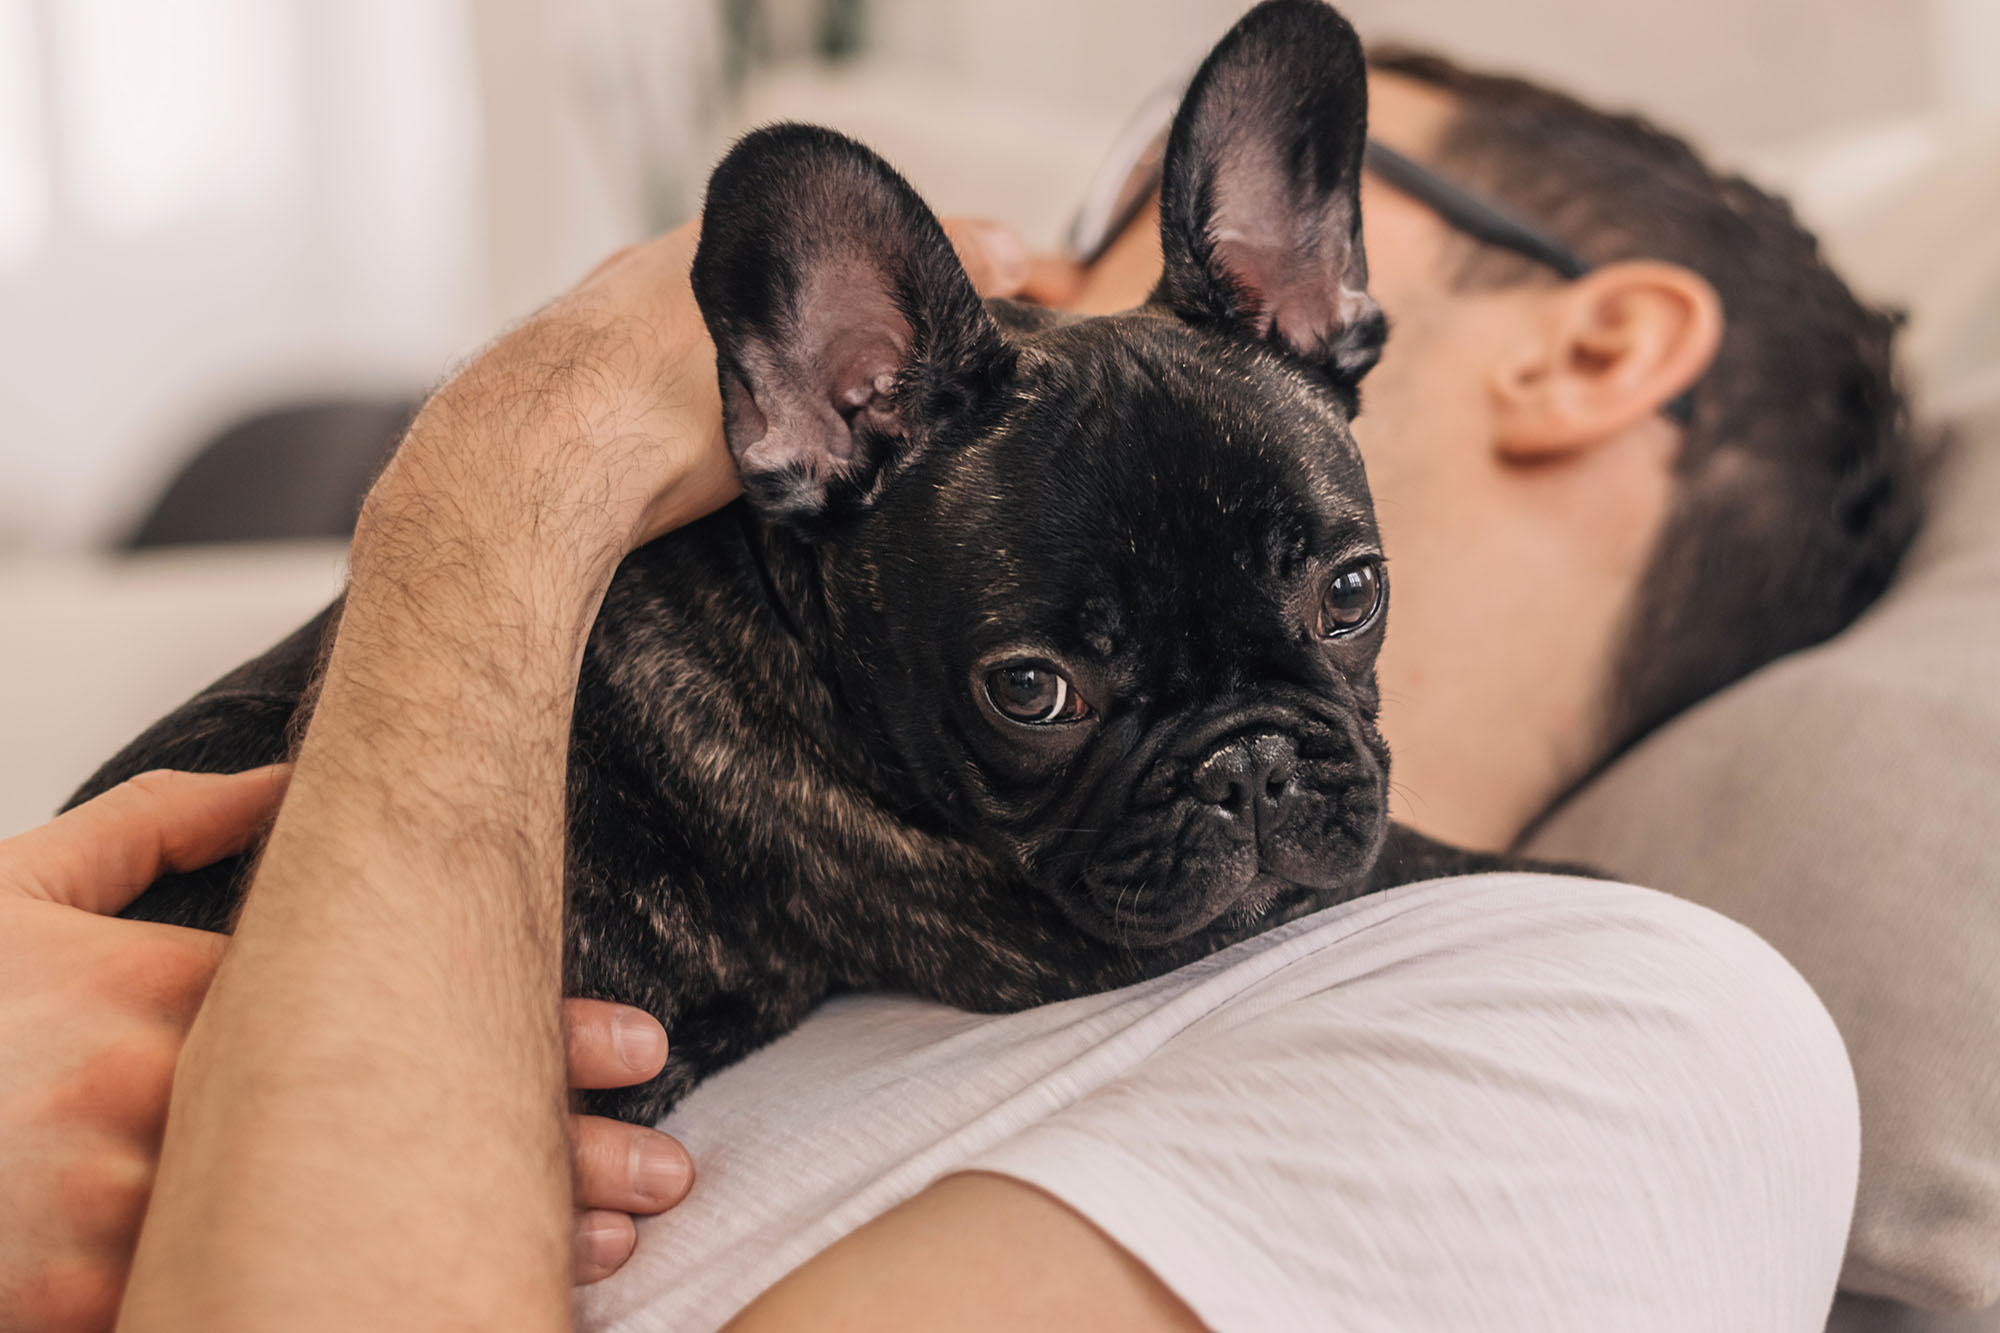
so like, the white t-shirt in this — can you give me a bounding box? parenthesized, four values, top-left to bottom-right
(577, 874, 1858, 1333)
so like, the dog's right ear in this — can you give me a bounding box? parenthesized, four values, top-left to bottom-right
(691, 125, 1012, 530)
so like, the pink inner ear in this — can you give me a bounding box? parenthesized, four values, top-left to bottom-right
(720, 234, 958, 510)
(1201, 111, 1372, 362)
(824, 330, 904, 449)
(1209, 221, 1376, 368)
(1213, 236, 1353, 353)
(801, 258, 913, 459)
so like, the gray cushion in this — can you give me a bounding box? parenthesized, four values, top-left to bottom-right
(1525, 407, 2000, 1312)
(1830, 1292, 2000, 1332)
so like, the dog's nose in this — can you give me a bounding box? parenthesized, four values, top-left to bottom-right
(1191, 732, 1299, 838)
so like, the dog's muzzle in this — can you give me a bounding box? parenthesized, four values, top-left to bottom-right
(1061, 710, 1387, 947)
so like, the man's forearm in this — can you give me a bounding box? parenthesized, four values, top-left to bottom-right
(115, 382, 629, 1331)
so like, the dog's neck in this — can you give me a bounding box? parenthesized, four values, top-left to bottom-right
(728, 507, 939, 825)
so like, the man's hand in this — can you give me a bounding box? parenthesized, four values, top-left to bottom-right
(379, 214, 1043, 585)
(0, 770, 691, 1331)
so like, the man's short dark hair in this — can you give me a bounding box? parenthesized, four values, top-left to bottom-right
(1369, 47, 1924, 763)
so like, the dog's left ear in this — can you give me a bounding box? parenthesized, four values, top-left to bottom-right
(1154, 0, 1385, 390)
(691, 124, 1013, 529)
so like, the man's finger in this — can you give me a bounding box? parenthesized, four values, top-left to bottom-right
(573, 1208, 638, 1285)
(570, 1114, 694, 1214)
(2, 767, 292, 915)
(941, 216, 1031, 298)
(1019, 253, 1090, 308)
(564, 999, 669, 1090)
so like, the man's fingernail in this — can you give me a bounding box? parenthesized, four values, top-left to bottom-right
(976, 221, 1030, 289)
(574, 1214, 631, 1277)
(612, 1010, 668, 1073)
(631, 1137, 693, 1206)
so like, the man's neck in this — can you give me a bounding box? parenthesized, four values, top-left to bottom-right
(1378, 647, 1607, 852)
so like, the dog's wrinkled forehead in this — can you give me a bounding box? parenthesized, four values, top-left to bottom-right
(926, 309, 1378, 643)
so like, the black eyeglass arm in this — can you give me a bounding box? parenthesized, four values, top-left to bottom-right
(1363, 141, 1590, 281)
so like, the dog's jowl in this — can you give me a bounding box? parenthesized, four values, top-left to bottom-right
(77, 0, 1573, 1125)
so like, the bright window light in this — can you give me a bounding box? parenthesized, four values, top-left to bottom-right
(53, 0, 304, 232)
(0, 0, 47, 268)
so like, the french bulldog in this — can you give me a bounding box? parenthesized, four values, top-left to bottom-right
(73, 0, 1576, 1126)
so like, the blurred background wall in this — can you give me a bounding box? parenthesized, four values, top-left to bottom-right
(1, 0, 1995, 553)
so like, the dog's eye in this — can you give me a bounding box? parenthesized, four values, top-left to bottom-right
(1317, 560, 1383, 637)
(984, 662, 1089, 725)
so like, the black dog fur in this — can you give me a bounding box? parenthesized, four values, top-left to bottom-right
(71, 1, 1582, 1125)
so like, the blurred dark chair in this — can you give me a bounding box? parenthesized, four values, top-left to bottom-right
(125, 397, 422, 549)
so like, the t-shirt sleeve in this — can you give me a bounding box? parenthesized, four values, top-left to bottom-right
(960, 879, 1858, 1333)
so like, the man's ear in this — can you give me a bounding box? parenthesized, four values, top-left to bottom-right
(1152, 0, 1385, 391)
(691, 124, 1013, 528)
(1490, 260, 1722, 457)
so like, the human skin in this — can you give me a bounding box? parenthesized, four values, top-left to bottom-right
(0, 769, 692, 1327)
(2, 72, 1720, 1332)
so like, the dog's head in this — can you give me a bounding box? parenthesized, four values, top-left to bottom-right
(692, 0, 1391, 946)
